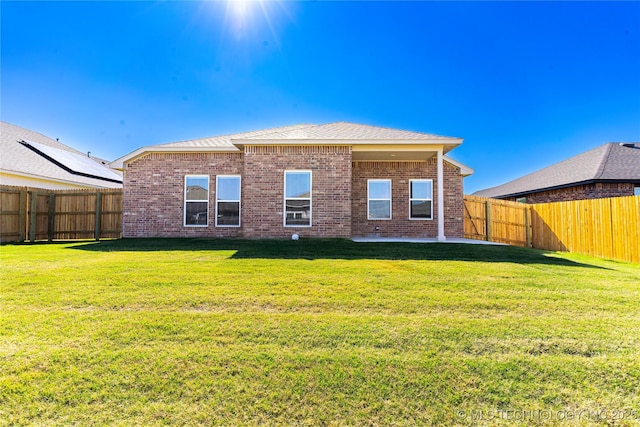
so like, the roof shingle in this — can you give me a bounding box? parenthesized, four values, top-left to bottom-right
(474, 143, 640, 198)
(1, 121, 122, 188)
(155, 122, 458, 149)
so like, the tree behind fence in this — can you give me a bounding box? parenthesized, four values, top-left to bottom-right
(0, 185, 122, 243)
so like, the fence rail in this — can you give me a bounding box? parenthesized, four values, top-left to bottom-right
(464, 194, 639, 263)
(0, 185, 122, 243)
(463, 196, 531, 247)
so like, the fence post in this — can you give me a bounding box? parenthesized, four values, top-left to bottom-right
(19, 190, 27, 242)
(48, 193, 55, 242)
(95, 192, 102, 241)
(29, 191, 38, 243)
(485, 200, 492, 242)
(525, 206, 532, 248)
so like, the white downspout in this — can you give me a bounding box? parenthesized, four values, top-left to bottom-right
(437, 148, 446, 241)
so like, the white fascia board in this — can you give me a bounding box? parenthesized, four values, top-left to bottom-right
(443, 155, 474, 177)
(110, 146, 241, 170)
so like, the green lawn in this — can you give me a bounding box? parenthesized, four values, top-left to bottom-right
(1, 239, 639, 426)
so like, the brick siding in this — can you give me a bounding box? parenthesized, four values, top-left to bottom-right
(351, 160, 463, 238)
(242, 145, 352, 238)
(123, 152, 243, 238)
(504, 182, 635, 203)
(123, 149, 464, 238)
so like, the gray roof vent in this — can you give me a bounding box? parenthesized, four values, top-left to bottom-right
(620, 143, 639, 149)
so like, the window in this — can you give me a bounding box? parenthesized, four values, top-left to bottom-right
(635, 186, 640, 196)
(409, 179, 433, 219)
(284, 171, 312, 227)
(216, 175, 241, 227)
(184, 175, 209, 226)
(516, 197, 527, 204)
(368, 179, 392, 220)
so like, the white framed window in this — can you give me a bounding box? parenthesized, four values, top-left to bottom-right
(184, 175, 209, 227)
(409, 179, 433, 220)
(368, 179, 392, 220)
(284, 171, 312, 227)
(634, 186, 640, 196)
(216, 175, 241, 227)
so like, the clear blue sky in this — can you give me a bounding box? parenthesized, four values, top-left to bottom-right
(2, 1, 639, 193)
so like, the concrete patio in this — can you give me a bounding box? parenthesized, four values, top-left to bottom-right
(351, 237, 506, 245)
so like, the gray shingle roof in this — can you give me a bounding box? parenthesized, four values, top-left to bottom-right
(1, 121, 123, 189)
(111, 121, 464, 169)
(474, 143, 640, 198)
(156, 122, 458, 149)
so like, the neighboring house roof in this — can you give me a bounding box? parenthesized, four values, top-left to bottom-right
(0, 121, 123, 189)
(474, 143, 640, 199)
(111, 121, 472, 175)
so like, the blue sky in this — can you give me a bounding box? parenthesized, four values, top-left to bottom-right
(2, 1, 639, 193)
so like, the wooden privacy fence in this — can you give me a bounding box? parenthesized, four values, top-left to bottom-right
(531, 196, 639, 263)
(464, 195, 640, 263)
(463, 196, 531, 247)
(0, 186, 122, 243)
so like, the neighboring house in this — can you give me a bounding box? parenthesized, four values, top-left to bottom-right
(111, 122, 473, 239)
(474, 143, 640, 203)
(0, 121, 123, 190)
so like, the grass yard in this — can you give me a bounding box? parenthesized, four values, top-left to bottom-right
(1, 239, 639, 426)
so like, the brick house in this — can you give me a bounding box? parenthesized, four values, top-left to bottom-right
(111, 122, 473, 239)
(473, 143, 640, 203)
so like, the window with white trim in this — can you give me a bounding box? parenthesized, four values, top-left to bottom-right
(184, 175, 209, 226)
(409, 179, 433, 220)
(284, 171, 312, 227)
(368, 179, 392, 220)
(216, 175, 241, 227)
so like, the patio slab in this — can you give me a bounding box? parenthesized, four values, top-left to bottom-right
(351, 237, 506, 245)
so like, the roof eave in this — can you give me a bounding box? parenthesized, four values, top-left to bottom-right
(490, 178, 640, 199)
(110, 146, 241, 170)
(444, 155, 474, 177)
(232, 138, 463, 154)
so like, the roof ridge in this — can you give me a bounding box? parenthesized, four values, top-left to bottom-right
(156, 123, 317, 147)
(241, 123, 319, 139)
(322, 121, 457, 139)
(594, 142, 614, 180)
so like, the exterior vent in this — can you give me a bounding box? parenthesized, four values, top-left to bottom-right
(620, 143, 639, 149)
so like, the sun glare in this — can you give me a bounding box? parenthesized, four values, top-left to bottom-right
(219, 0, 290, 46)
(230, 0, 249, 19)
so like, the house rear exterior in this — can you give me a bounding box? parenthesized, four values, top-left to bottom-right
(111, 122, 473, 239)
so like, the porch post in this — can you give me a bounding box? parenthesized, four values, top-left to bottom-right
(437, 148, 446, 241)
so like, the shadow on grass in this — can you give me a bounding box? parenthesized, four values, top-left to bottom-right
(66, 238, 606, 268)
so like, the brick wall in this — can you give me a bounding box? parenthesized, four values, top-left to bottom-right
(123, 152, 244, 237)
(242, 145, 352, 238)
(351, 159, 464, 238)
(504, 182, 635, 203)
(123, 149, 465, 239)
